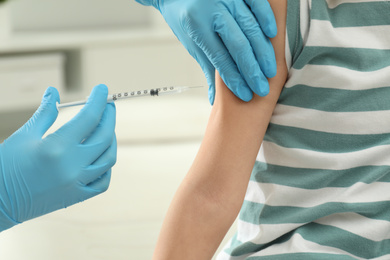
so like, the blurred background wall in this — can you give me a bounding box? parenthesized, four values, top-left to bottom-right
(10, 0, 149, 32)
(0, 0, 236, 259)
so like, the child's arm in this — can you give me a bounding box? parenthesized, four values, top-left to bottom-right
(152, 1, 287, 259)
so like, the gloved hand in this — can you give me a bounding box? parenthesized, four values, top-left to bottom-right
(136, 0, 277, 104)
(0, 84, 117, 232)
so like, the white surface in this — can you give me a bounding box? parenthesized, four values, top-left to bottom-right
(115, 96, 211, 142)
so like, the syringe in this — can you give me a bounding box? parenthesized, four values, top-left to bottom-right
(56, 86, 202, 110)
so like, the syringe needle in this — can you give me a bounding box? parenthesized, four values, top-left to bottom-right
(156, 86, 203, 96)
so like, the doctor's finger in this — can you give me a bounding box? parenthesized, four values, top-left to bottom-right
(187, 25, 253, 101)
(79, 135, 117, 187)
(80, 102, 116, 164)
(198, 59, 216, 105)
(177, 34, 217, 105)
(28, 87, 60, 138)
(57, 84, 108, 143)
(234, 1, 277, 78)
(214, 12, 269, 97)
(203, 64, 216, 105)
(244, 0, 277, 38)
(86, 170, 112, 194)
(83, 102, 116, 146)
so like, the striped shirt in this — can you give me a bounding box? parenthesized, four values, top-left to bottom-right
(217, 0, 390, 259)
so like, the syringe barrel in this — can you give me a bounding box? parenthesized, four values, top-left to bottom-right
(57, 86, 202, 110)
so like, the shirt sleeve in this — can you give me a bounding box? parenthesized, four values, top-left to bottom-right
(285, 0, 311, 71)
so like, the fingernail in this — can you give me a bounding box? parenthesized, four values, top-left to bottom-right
(209, 94, 215, 105)
(252, 75, 265, 96)
(267, 24, 277, 38)
(259, 81, 270, 97)
(238, 87, 253, 102)
(208, 87, 215, 105)
(266, 59, 277, 78)
(43, 87, 52, 101)
(97, 84, 108, 95)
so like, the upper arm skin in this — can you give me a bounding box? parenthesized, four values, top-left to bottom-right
(188, 0, 288, 209)
(179, 0, 288, 253)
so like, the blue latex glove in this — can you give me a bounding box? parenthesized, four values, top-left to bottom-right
(136, 0, 277, 104)
(0, 85, 117, 231)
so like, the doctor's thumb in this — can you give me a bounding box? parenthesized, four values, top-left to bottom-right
(25, 87, 60, 138)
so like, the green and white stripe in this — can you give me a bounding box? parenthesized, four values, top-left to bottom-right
(218, 0, 390, 259)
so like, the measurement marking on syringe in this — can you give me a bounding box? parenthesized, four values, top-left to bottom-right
(56, 86, 203, 110)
